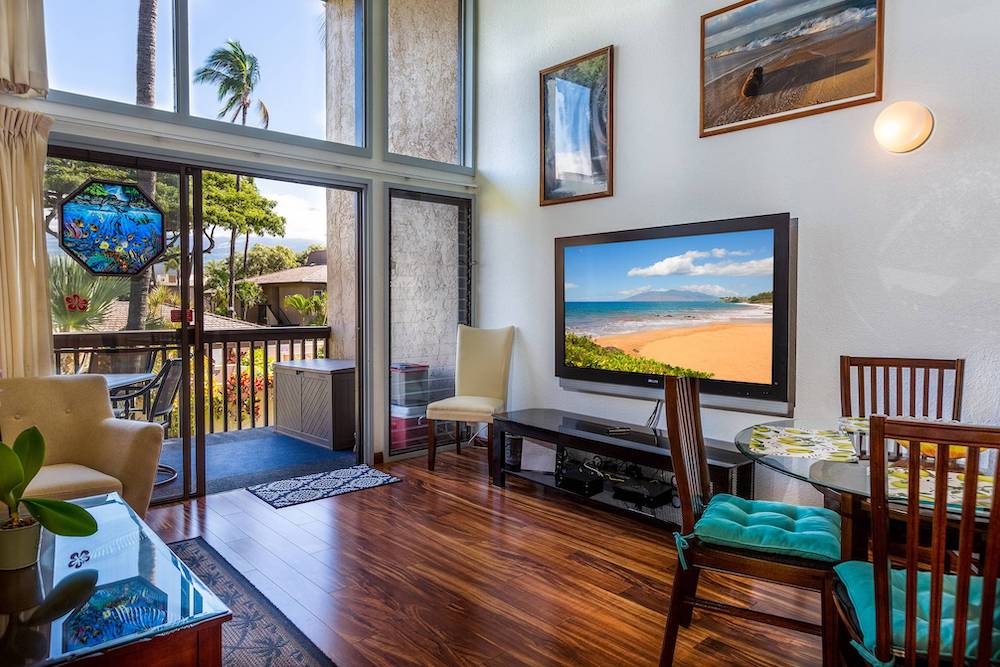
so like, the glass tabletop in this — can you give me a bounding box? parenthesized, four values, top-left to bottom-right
(734, 419, 995, 515)
(0, 493, 228, 666)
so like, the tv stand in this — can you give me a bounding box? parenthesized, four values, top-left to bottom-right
(491, 408, 754, 528)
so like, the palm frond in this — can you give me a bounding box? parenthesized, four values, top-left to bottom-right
(256, 100, 270, 129)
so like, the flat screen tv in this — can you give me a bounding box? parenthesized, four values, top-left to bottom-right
(555, 213, 795, 410)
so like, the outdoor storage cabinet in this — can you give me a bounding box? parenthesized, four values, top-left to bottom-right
(274, 359, 355, 450)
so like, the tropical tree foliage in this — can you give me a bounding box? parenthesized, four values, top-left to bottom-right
(235, 280, 264, 320)
(194, 40, 272, 313)
(246, 244, 299, 277)
(284, 293, 327, 326)
(201, 170, 285, 315)
(49, 257, 129, 332)
(564, 333, 712, 378)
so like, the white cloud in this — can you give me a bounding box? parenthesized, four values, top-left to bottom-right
(628, 252, 772, 277)
(266, 191, 327, 242)
(627, 251, 709, 277)
(679, 283, 737, 297)
(712, 247, 752, 257)
(618, 285, 653, 297)
(565, 282, 579, 289)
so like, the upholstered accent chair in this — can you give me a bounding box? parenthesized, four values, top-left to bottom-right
(426, 325, 514, 476)
(0, 375, 163, 517)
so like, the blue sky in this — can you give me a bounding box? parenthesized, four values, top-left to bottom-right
(564, 229, 774, 302)
(44, 0, 331, 245)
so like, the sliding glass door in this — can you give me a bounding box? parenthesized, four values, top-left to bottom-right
(386, 188, 473, 458)
(44, 149, 197, 503)
(45, 147, 368, 503)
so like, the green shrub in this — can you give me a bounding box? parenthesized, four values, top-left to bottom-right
(564, 333, 712, 378)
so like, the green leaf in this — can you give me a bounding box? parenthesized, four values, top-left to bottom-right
(20, 498, 97, 537)
(12, 427, 44, 500)
(0, 443, 25, 508)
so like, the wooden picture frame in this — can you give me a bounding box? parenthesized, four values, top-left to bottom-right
(700, 0, 884, 137)
(539, 46, 614, 206)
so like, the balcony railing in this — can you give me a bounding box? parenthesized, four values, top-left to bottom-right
(53, 326, 331, 436)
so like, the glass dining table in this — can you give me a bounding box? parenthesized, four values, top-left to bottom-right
(734, 418, 995, 559)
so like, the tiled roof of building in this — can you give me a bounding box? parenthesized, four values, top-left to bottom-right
(245, 264, 327, 285)
(99, 302, 261, 331)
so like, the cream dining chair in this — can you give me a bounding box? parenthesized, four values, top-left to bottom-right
(426, 325, 514, 476)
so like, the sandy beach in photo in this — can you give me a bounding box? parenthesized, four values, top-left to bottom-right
(703, 8, 879, 131)
(594, 321, 773, 384)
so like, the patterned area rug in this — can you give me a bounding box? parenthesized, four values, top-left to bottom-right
(169, 538, 335, 666)
(246, 465, 402, 509)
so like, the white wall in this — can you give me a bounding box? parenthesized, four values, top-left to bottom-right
(476, 0, 1000, 498)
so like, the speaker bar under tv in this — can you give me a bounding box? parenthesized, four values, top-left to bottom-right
(555, 213, 796, 414)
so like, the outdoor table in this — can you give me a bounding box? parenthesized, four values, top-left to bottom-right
(734, 418, 995, 560)
(93, 372, 157, 392)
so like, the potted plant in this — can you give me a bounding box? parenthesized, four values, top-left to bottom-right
(0, 427, 98, 570)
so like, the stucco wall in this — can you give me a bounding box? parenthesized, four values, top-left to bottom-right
(389, 197, 460, 400)
(326, 190, 358, 359)
(324, 0, 359, 147)
(324, 1, 360, 360)
(386, 0, 460, 163)
(476, 0, 1000, 502)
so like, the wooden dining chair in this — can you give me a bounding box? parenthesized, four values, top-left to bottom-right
(659, 376, 842, 666)
(833, 416, 1000, 665)
(839, 356, 965, 420)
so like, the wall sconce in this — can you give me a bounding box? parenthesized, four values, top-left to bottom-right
(873, 101, 934, 153)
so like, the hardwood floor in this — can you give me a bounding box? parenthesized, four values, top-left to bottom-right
(146, 448, 824, 666)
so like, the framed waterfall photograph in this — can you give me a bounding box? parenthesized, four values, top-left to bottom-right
(701, 0, 884, 137)
(539, 46, 614, 206)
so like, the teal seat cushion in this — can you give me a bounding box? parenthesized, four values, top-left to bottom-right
(835, 560, 1000, 663)
(692, 494, 841, 562)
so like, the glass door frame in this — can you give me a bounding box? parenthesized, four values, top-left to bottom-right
(383, 185, 475, 462)
(46, 145, 200, 502)
(47, 145, 373, 500)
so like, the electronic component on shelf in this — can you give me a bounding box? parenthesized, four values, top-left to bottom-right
(612, 479, 674, 508)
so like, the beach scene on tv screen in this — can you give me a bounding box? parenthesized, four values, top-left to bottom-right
(564, 229, 774, 384)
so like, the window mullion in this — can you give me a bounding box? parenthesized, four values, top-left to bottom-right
(174, 0, 191, 116)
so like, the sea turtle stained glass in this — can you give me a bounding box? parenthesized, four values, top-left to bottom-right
(59, 179, 165, 276)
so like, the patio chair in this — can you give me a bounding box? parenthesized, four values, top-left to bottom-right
(111, 359, 184, 487)
(86, 349, 157, 375)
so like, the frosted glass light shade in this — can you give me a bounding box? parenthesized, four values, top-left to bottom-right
(873, 101, 934, 153)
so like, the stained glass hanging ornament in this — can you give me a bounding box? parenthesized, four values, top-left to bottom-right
(59, 179, 165, 276)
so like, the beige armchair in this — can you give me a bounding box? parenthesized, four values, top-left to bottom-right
(426, 325, 514, 476)
(0, 375, 163, 517)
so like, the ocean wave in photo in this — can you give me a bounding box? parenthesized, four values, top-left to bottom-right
(565, 301, 772, 338)
(711, 6, 877, 59)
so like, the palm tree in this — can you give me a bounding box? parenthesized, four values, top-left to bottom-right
(193, 40, 270, 317)
(49, 258, 130, 332)
(128, 0, 159, 330)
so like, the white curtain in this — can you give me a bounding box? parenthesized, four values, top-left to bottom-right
(0, 0, 48, 97)
(0, 105, 53, 378)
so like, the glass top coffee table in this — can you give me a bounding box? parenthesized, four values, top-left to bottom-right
(0, 493, 230, 666)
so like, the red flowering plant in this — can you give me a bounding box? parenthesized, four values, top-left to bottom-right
(211, 346, 273, 423)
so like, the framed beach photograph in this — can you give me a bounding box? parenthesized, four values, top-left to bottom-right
(701, 0, 884, 137)
(539, 46, 614, 206)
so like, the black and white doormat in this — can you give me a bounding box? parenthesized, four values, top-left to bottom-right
(246, 465, 401, 509)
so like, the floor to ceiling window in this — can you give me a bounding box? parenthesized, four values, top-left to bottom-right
(44, 0, 367, 150)
(387, 189, 473, 456)
(33, 0, 477, 480)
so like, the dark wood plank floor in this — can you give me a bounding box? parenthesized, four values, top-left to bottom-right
(146, 448, 823, 666)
